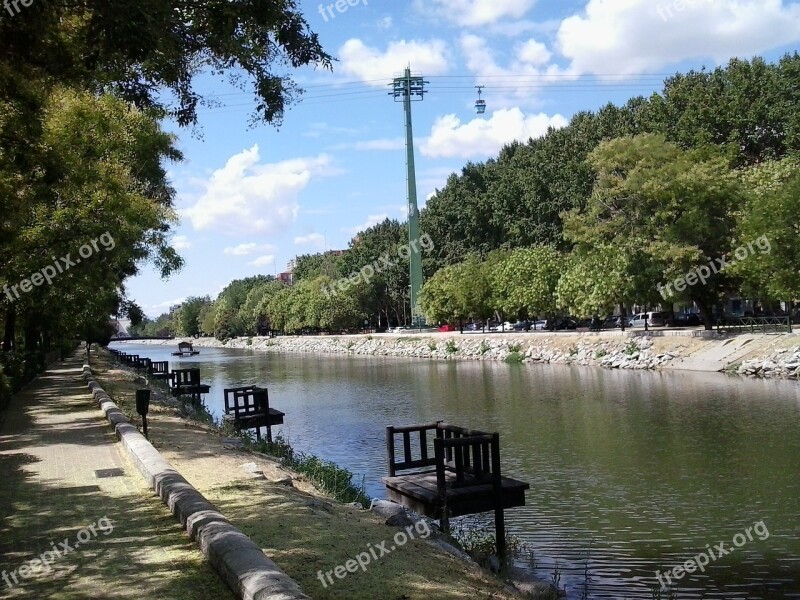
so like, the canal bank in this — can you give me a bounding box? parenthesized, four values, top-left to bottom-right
(91, 349, 549, 599)
(133, 330, 800, 379)
(109, 340, 800, 598)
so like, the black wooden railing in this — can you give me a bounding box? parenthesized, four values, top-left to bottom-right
(716, 316, 792, 334)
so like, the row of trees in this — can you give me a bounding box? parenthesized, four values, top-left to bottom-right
(143, 54, 800, 340)
(0, 1, 331, 394)
(420, 136, 800, 329)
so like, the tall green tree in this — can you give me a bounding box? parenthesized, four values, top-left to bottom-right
(731, 158, 800, 305)
(562, 134, 744, 328)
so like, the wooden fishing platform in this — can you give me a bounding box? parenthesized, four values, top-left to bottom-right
(382, 422, 529, 560)
(169, 368, 210, 403)
(222, 386, 284, 442)
(172, 341, 200, 356)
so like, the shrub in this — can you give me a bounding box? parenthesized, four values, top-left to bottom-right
(450, 517, 524, 571)
(505, 351, 524, 364)
(625, 340, 640, 355)
(445, 339, 458, 354)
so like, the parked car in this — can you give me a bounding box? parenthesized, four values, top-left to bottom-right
(598, 315, 630, 329)
(465, 322, 482, 331)
(512, 320, 531, 331)
(500, 321, 516, 331)
(674, 313, 701, 326)
(438, 323, 456, 332)
(629, 311, 667, 328)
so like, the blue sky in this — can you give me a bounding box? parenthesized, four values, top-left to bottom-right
(129, 0, 800, 317)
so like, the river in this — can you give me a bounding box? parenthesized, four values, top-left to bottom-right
(110, 342, 800, 599)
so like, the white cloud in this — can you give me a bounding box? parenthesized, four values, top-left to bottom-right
(555, 0, 800, 77)
(294, 233, 326, 248)
(248, 255, 276, 268)
(345, 214, 390, 236)
(421, 108, 568, 159)
(182, 145, 339, 235)
(172, 235, 192, 251)
(377, 16, 393, 29)
(339, 39, 450, 83)
(415, 0, 536, 26)
(145, 297, 186, 316)
(223, 243, 276, 257)
(459, 34, 562, 108)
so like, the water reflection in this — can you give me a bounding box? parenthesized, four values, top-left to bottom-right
(112, 343, 800, 598)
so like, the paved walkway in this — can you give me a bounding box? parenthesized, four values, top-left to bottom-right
(0, 354, 234, 599)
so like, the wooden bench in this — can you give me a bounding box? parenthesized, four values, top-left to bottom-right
(169, 368, 210, 403)
(222, 386, 284, 442)
(382, 422, 529, 560)
(148, 361, 169, 380)
(135, 357, 152, 373)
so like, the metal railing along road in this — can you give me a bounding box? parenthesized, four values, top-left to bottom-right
(715, 316, 793, 334)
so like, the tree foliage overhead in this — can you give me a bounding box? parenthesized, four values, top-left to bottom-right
(0, 0, 333, 127)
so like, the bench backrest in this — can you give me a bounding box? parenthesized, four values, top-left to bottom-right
(386, 422, 502, 493)
(171, 368, 200, 387)
(434, 431, 500, 491)
(149, 361, 169, 375)
(223, 386, 269, 416)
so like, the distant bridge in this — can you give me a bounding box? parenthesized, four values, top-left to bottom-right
(110, 336, 175, 342)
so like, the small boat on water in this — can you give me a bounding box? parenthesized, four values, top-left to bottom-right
(171, 341, 200, 356)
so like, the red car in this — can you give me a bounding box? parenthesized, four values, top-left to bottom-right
(438, 323, 456, 332)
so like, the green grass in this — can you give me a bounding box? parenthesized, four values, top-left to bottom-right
(255, 435, 370, 507)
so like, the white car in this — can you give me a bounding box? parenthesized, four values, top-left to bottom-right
(629, 312, 666, 328)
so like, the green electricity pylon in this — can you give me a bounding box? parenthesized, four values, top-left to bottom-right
(390, 67, 427, 326)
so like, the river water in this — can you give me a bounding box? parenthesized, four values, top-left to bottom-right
(111, 342, 800, 599)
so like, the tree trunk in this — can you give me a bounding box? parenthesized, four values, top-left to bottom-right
(3, 308, 15, 352)
(696, 300, 714, 330)
(619, 302, 627, 332)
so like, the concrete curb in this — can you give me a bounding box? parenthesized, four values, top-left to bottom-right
(82, 365, 310, 600)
